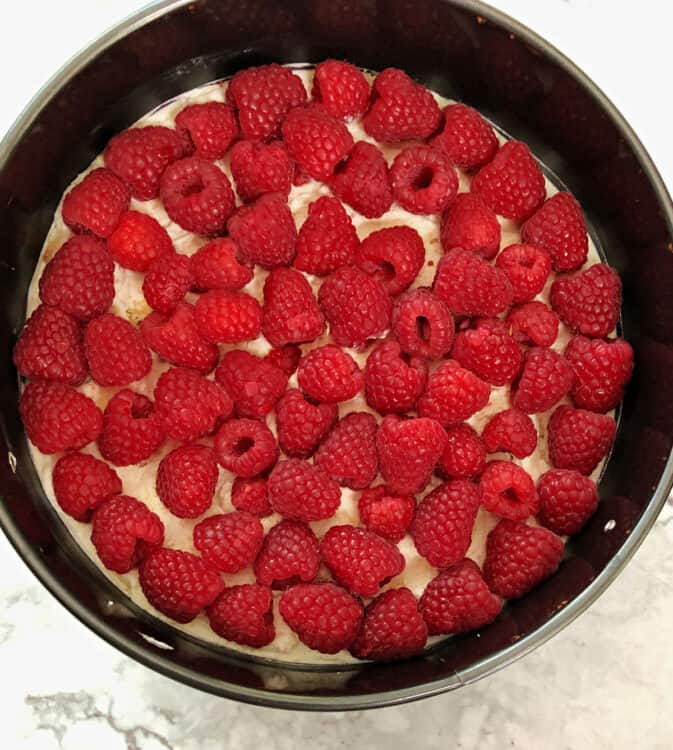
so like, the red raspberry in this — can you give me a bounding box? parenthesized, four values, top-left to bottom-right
(294, 196, 360, 276)
(229, 140, 292, 203)
(355, 226, 425, 296)
(214, 418, 279, 478)
(231, 477, 272, 517)
(419, 560, 502, 635)
(297, 345, 364, 403)
(548, 405, 616, 475)
(438, 424, 486, 479)
(511, 347, 573, 414)
(280, 582, 363, 655)
(358, 486, 415, 542)
(471, 141, 546, 221)
(521, 192, 588, 272)
(98, 389, 165, 466)
(39, 235, 114, 321)
(392, 288, 455, 359)
(390, 145, 459, 215)
(20, 382, 102, 454)
(156, 443, 218, 518)
(430, 103, 499, 171)
(506, 302, 559, 348)
(350, 587, 428, 661)
(495, 243, 552, 304)
(52, 453, 122, 521)
(482, 408, 537, 459)
(328, 141, 393, 218)
(451, 318, 523, 386)
(292, 164, 311, 186)
(538, 468, 599, 535)
(265, 344, 301, 376)
(483, 519, 564, 599)
(254, 520, 320, 588)
(314, 412, 378, 490)
(433, 249, 513, 317)
(312, 60, 370, 120)
(565, 335, 633, 413)
(376, 415, 448, 495)
(139, 548, 224, 623)
(227, 192, 297, 269)
(190, 238, 252, 292)
(480, 461, 538, 520)
(84, 313, 152, 386)
(275, 388, 338, 458)
(262, 267, 325, 347)
(364, 340, 427, 414)
(363, 68, 441, 142)
(440, 193, 501, 259)
(418, 359, 490, 426)
(226, 63, 307, 141)
(14, 305, 87, 385)
(215, 350, 287, 418)
(175, 101, 238, 160)
(104, 125, 184, 200)
(194, 511, 264, 573)
(268, 459, 341, 522)
(318, 266, 392, 347)
(142, 253, 193, 313)
(193, 289, 262, 344)
(91, 495, 164, 574)
(207, 584, 275, 648)
(62, 168, 130, 238)
(107, 210, 174, 272)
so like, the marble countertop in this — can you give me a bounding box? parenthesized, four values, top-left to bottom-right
(3, 1, 673, 747)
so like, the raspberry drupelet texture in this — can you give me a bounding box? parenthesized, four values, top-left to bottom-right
(84, 313, 152, 387)
(275, 388, 338, 458)
(215, 350, 288, 418)
(108, 210, 174, 272)
(417, 359, 491, 426)
(193, 511, 264, 573)
(214, 418, 279, 478)
(268, 459, 341, 522)
(328, 141, 393, 218)
(511, 347, 573, 414)
(142, 253, 194, 314)
(231, 477, 272, 518)
(355, 226, 425, 296)
(438, 424, 486, 479)
(98, 389, 165, 466)
(392, 288, 455, 359)
(506, 301, 559, 348)
(430, 103, 499, 171)
(174, 101, 238, 160)
(451, 318, 523, 387)
(358, 486, 416, 542)
(190, 238, 253, 291)
(156, 444, 218, 518)
(364, 340, 428, 414)
(314, 412, 379, 490)
(254, 520, 321, 589)
(230, 140, 293, 203)
(537, 468, 599, 535)
(194, 289, 263, 344)
(207, 584, 275, 648)
(297, 345, 364, 403)
(390, 145, 459, 215)
(52, 453, 122, 522)
(482, 408, 537, 459)
(480, 460, 539, 521)
(495, 243, 552, 304)
(440, 192, 501, 259)
(62, 167, 130, 238)
(548, 405, 616, 475)
(312, 59, 371, 120)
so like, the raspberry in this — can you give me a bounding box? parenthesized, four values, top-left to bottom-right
(143, 253, 194, 313)
(495, 244, 552, 304)
(314, 412, 378, 490)
(433, 249, 513, 317)
(160, 157, 235, 235)
(231, 477, 272, 517)
(506, 302, 559, 348)
(14, 305, 87, 385)
(410, 480, 481, 568)
(358, 486, 415, 542)
(194, 289, 262, 344)
(328, 141, 393, 218)
(511, 347, 573, 414)
(214, 418, 279, 478)
(376, 415, 448, 495)
(52, 453, 122, 521)
(364, 339, 427, 414)
(39, 235, 115, 321)
(84, 313, 152, 386)
(565, 335, 633, 413)
(268, 459, 341, 522)
(418, 359, 490, 426)
(280, 582, 363, 655)
(156, 444, 218, 518)
(318, 266, 392, 347)
(391, 288, 455, 359)
(363, 68, 441, 142)
(483, 519, 564, 599)
(62, 168, 130, 238)
(521, 192, 588, 272)
(193, 511, 264, 573)
(294, 196, 360, 276)
(107, 210, 174, 272)
(390, 146, 459, 215)
(105, 125, 184, 200)
(419, 560, 502, 635)
(261, 267, 325, 347)
(275, 388, 338, 458)
(265, 344, 301, 375)
(254, 520, 321, 588)
(538, 469, 599, 535)
(229, 140, 292, 203)
(451, 318, 523, 386)
(438, 424, 486, 479)
(207, 584, 275, 648)
(154, 367, 232, 442)
(139, 548, 224, 623)
(91, 495, 164, 574)
(175, 101, 238, 160)
(312, 60, 370, 120)
(480, 460, 538, 520)
(548, 405, 616, 475)
(297, 345, 364, 403)
(191, 239, 253, 293)
(550, 263, 621, 338)
(215, 350, 287, 418)
(227, 192, 297, 269)
(20, 382, 102, 454)
(355, 226, 425, 296)
(98, 389, 165, 466)
(440, 193, 501, 259)
(482, 408, 537, 459)
(430, 103, 499, 171)
(471, 141, 546, 221)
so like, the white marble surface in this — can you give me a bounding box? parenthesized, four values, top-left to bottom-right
(2, 1, 673, 747)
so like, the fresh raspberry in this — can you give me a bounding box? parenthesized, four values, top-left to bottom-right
(430, 103, 499, 171)
(231, 477, 272, 517)
(98, 389, 165, 466)
(328, 141, 393, 218)
(142, 253, 194, 313)
(207, 584, 275, 648)
(483, 519, 564, 599)
(433, 249, 513, 317)
(14, 305, 87, 385)
(214, 418, 279, 478)
(265, 344, 302, 376)
(91, 495, 164, 574)
(364, 340, 427, 414)
(480, 460, 538, 520)
(297, 345, 364, 403)
(52, 453, 122, 521)
(565, 335, 633, 413)
(107, 210, 174, 272)
(227, 192, 297, 269)
(215, 350, 287, 418)
(548, 405, 616, 475)
(261, 267, 324, 347)
(550, 263, 621, 339)
(376, 415, 448, 495)
(175, 101, 238, 160)
(139, 548, 224, 623)
(390, 145, 458, 215)
(20, 382, 102, 454)
(193, 511, 264, 573)
(318, 266, 392, 347)
(506, 302, 559, 348)
(495, 244, 552, 304)
(294, 196, 360, 276)
(39, 235, 114, 321)
(314, 412, 378, 490)
(419, 560, 502, 635)
(511, 347, 573, 414)
(84, 313, 152, 386)
(391, 288, 455, 359)
(104, 125, 184, 200)
(438, 424, 486, 479)
(363, 67, 441, 142)
(521, 192, 588, 272)
(279, 582, 363, 654)
(275, 388, 338, 458)
(418, 359, 490, 426)
(292, 164, 311, 186)
(482, 408, 537, 459)
(254, 520, 321, 588)
(355, 226, 425, 296)
(358, 486, 415, 542)
(312, 60, 370, 120)
(268, 459, 341, 522)
(229, 140, 292, 203)
(538, 469, 599, 535)
(156, 443, 218, 518)
(440, 193, 501, 259)
(451, 318, 523, 386)
(225, 63, 307, 141)
(62, 168, 130, 238)
(193, 289, 262, 344)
